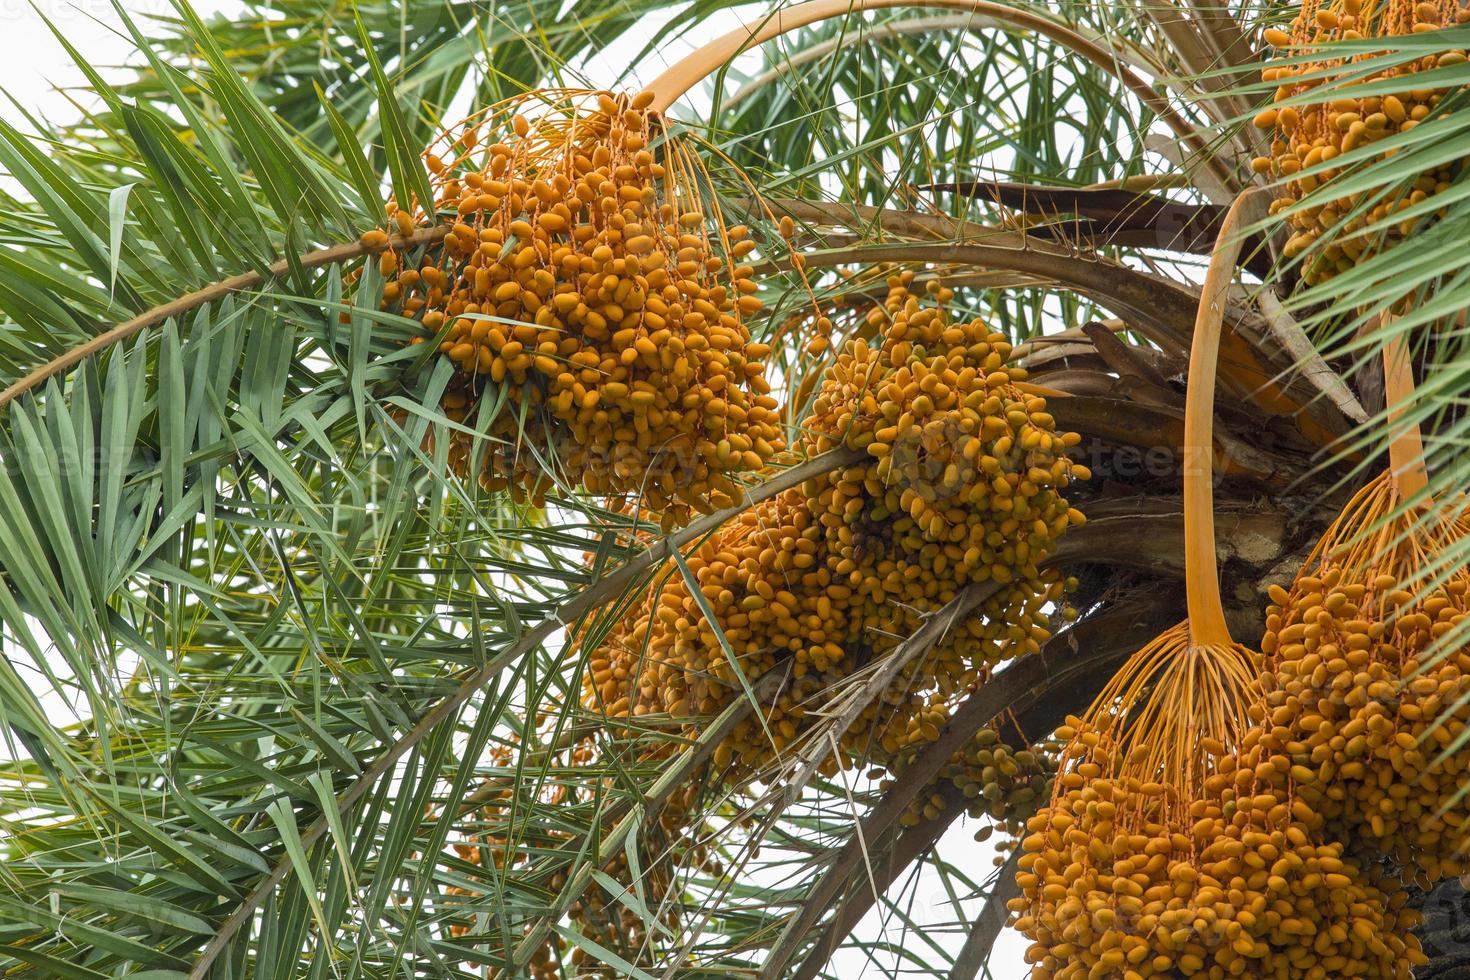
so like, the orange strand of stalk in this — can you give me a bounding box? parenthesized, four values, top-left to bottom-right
(1181, 194, 1257, 647)
(422, 89, 593, 187)
(678, 130, 827, 330)
(1103, 190, 1260, 820)
(660, 128, 826, 355)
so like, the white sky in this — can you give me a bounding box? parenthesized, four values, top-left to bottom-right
(2, 0, 198, 123)
(1, 1, 1030, 975)
(1, 0, 744, 124)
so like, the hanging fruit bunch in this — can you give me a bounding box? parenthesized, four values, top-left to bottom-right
(1254, 0, 1470, 284)
(561, 814, 709, 977)
(1010, 196, 1426, 978)
(367, 89, 785, 526)
(1248, 328, 1470, 888)
(427, 734, 722, 979)
(422, 739, 593, 978)
(1013, 629, 1423, 978)
(889, 719, 1060, 847)
(545, 274, 1091, 977)
(583, 272, 1087, 782)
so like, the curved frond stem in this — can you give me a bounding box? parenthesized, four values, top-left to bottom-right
(644, 0, 1230, 186)
(0, 226, 450, 413)
(946, 848, 1022, 980)
(722, 13, 1163, 110)
(781, 581, 1001, 802)
(779, 592, 1178, 979)
(798, 240, 1205, 359)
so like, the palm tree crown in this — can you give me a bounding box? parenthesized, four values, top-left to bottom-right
(1, 1, 1468, 977)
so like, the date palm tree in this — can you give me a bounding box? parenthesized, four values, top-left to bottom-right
(0, 1, 1466, 976)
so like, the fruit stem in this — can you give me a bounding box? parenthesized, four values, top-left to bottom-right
(642, 0, 1225, 182)
(1183, 191, 1257, 648)
(1380, 313, 1430, 501)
